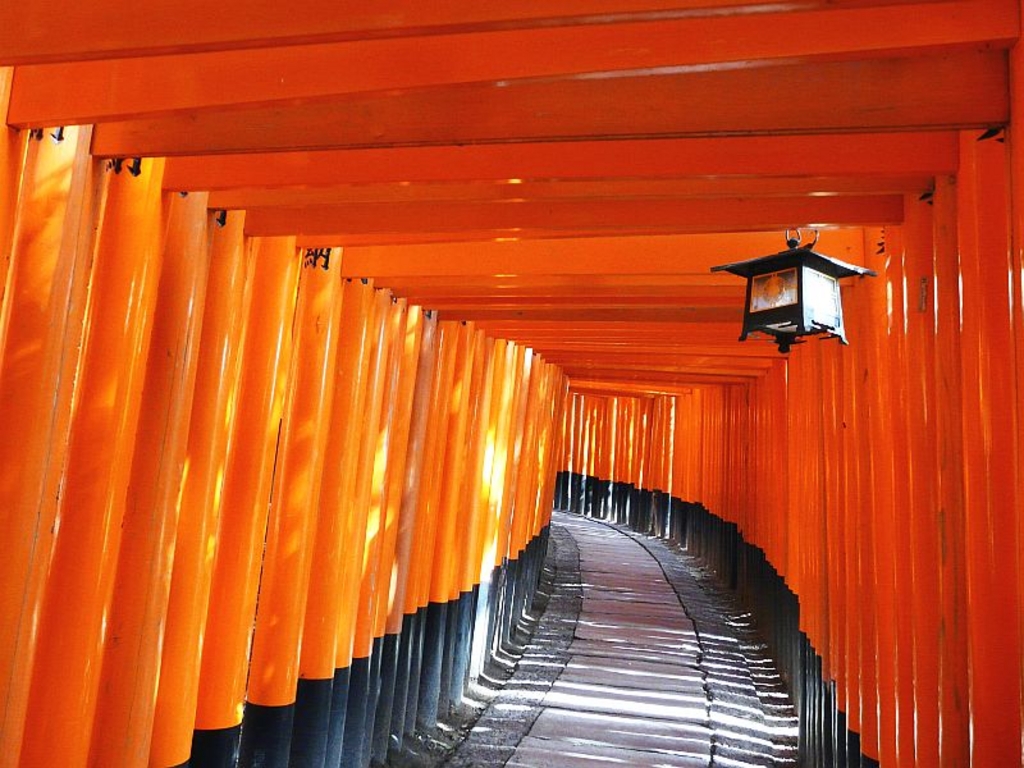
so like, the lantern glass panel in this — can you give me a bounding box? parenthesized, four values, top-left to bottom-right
(749, 268, 798, 312)
(803, 266, 841, 330)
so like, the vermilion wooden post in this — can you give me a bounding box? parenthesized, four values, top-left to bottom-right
(373, 304, 424, 644)
(366, 304, 423, 762)
(1007, 27, 1024, 758)
(90, 190, 212, 768)
(468, 337, 508, 681)
(345, 296, 407, 766)
(0, 124, 95, 767)
(956, 129, 1022, 765)
(353, 296, 407, 666)
(19, 158, 166, 768)
(191, 237, 300, 760)
(931, 174, 971, 768)
(861, 227, 899, 768)
(338, 288, 393, 767)
(459, 328, 492, 567)
(149, 211, 251, 768)
(418, 321, 474, 726)
(901, 192, 942, 767)
(239, 247, 344, 767)
(297, 278, 374, 768)
(375, 310, 437, 757)
(406, 322, 458, 734)
(881, 224, 918, 767)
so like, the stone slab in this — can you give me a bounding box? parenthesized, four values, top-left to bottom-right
(507, 735, 711, 767)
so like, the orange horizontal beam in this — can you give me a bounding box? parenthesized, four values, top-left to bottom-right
(2, 0, 892, 64)
(362, 275, 744, 294)
(564, 362, 768, 379)
(163, 134, 958, 189)
(569, 379, 742, 395)
(339, 230, 867, 277)
(380, 290, 741, 309)
(546, 352, 775, 370)
(513, 341, 782, 358)
(570, 367, 762, 385)
(244, 197, 902, 239)
(473, 322, 767, 347)
(395, 290, 741, 307)
(204, 176, 931, 211)
(435, 306, 744, 323)
(92, 51, 1006, 156)
(9, 0, 1014, 124)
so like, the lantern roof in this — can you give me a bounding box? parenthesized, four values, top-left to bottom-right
(711, 246, 878, 280)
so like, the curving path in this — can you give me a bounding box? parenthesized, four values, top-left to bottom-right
(445, 512, 799, 768)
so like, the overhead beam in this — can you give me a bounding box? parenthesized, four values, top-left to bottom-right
(435, 307, 744, 323)
(2, 0, 917, 64)
(91, 50, 1007, 157)
(542, 351, 775, 369)
(163, 134, 959, 190)
(568, 368, 763, 385)
(569, 378, 747, 395)
(338, 230, 868, 276)
(243, 196, 902, 239)
(8, 0, 1015, 124)
(204, 176, 931, 211)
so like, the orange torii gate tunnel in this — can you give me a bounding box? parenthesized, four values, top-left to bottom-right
(1, 2, 1023, 767)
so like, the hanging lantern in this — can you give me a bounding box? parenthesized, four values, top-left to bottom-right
(711, 230, 876, 353)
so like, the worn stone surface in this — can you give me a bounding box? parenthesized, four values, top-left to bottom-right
(423, 512, 798, 768)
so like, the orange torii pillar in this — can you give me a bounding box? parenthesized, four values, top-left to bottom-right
(149, 212, 251, 768)
(190, 237, 301, 764)
(236, 250, 344, 766)
(467, 339, 516, 681)
(372, 312, 439, 759)
(18, 157, 167, 768)
(362, 304, 425, 765)
(89, 190, 212, 768)
(493, 349, 539, 655)
(0, 123, 90, 766)
(415, 322, 476, 729)
(333, 286, 392, 768)
(445, 329, 494, 711)
(342, 295, 410, 768)
(294, 278, 375, 768)
(502, 359, 560, 654)
(402, 322, 459, 737)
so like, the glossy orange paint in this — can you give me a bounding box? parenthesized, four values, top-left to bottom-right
(193, 237, 300, 730)
(149, 210, 251, 767)
(19, 158, 166, 768)
(91, 50, 1006, 158)
(900, 194, 942, 767)
(342, 288, 393, 664)
(246, 253, 345, 708)
(89, 191, 212, 767)
(164, 134, 958, 191)
(4, 0, 889, 64)
(300, 278, 374, 680)
(352, 296, 407, 661)
(0, 124, 94, 767)
(372, 305, 424, 639)
(384, 312, 439, 635)
(12, 0, 1016, 126)
(956, 130, 1021, 765)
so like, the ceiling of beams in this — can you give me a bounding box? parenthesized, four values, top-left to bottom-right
(3, 0, 1016, 394)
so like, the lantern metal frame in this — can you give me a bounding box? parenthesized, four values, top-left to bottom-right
(711, 230, 876, 353)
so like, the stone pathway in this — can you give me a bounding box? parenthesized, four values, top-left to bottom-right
(445, 512, 798, 768)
